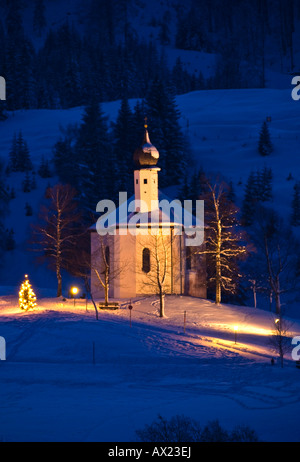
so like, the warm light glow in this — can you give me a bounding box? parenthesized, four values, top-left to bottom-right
(19, 275, 37, 311)
(71, 287, 79, 295)
(275, 318, 280, 324)
(234, 325, 239, 331)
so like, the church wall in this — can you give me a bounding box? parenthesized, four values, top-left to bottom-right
(184, 243, 207, 298)
(113, 232, 137, 299)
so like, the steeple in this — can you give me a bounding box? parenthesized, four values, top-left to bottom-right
(133, 118, 159, 169)
(133, 120, 161, 213)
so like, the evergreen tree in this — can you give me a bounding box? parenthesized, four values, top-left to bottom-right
(53, 126, 78, 186)
(8, 133, 18, 172)
(25, 202, 33, 216)
(258, 121, 273, 157)
(33, 0, 47, 37)
(75, 100, 112, 214)
(5, 0, 36, 110)
(112, 97, 135, 196)
(241, 171, 259, 226)
(259, 166, 273, 202)
(227, 180, 236, 203)
(31, 172, 37, 190)
(5, 228, 15, 250)
(22, 171, 32, 193)
(19, 274, 37, 311)
(145, 78, 188, 187)
(291, 182, 300, 226)
(38, 156, 52, 178)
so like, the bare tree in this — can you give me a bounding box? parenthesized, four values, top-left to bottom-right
(198, 181, 249, 305)
(269, 316, 292, 368)
(65, 230, 99, 320)
(67, 232, 127, 317)
(136, 230, 178, 318)
(92, 235, 127, 307)
(250, 207, 299, 315)
(31, 184, 82, 297)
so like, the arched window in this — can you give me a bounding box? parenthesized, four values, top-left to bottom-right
(142, 248, 151, 273)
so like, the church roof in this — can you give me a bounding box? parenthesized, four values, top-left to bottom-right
(90, 191, 203, 232)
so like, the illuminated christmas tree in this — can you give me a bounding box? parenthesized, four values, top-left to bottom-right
(19, 275, 37, 311)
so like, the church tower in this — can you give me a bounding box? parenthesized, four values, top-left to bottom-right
(133, 120, 161, 213)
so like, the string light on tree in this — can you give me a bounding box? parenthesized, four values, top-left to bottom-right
(19, 274, 37, 311)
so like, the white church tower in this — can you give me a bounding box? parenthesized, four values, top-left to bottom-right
(90, 120, 207, 301)
(133, 119, 160, 213)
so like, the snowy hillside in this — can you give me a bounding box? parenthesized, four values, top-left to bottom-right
(1, 295, 300, 442)
(0, 88, 298, 295)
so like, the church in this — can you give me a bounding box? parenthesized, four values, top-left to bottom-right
(90, 123, 207, 300)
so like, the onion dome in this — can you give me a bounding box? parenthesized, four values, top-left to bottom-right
(133, 120, 159, 168)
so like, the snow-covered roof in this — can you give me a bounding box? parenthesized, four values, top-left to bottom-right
(90, 190, 204, 233)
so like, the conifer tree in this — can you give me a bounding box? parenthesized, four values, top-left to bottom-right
(112, 97, 135, 196)
(8, 133, 18, 172)
(22, 171, 32, 193)
(19, 275, 37, 311)
(53, 132, 77, 186)
(241, 171, 259, 226)
(38, 156, 52, 178)
(33, 0, 47, 37)
(258, 121, 273, 157)
(5, 228, 15, 250)
(291, 182, 300, 226)
(145, 78, 187, 187)
(75, 100, 112, 213)
(259, 166, 273, 201)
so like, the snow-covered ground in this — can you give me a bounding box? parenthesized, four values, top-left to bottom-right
(1, 295, 300, 442)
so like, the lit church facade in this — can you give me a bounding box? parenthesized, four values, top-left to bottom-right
(90, 126, 207, 300)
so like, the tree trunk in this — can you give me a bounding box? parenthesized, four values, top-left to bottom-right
(105, 281, 109, 305)
(159, 292, 165, 318)
(275, 292, 281, 315)
(56, 264, 62, 297)
(275, 276, 281, 315)
(215, 214, 222, 305)
(215, 254, 221, 304)
(84, 276, 98, 320)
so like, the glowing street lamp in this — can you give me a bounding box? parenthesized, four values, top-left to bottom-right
(71, 287, 79, 306)
(234, 325, 238, 344)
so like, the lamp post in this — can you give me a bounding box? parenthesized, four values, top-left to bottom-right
(234, 325, 238, 344)
(71, 287, 79, 306)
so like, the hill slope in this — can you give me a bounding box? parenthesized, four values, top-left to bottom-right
(0, 88, 298, 294)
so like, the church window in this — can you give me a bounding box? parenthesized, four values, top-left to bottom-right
(144, 179, 148, 184)
(142, 248, 151, 273)
(136, 179, 139, 184)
